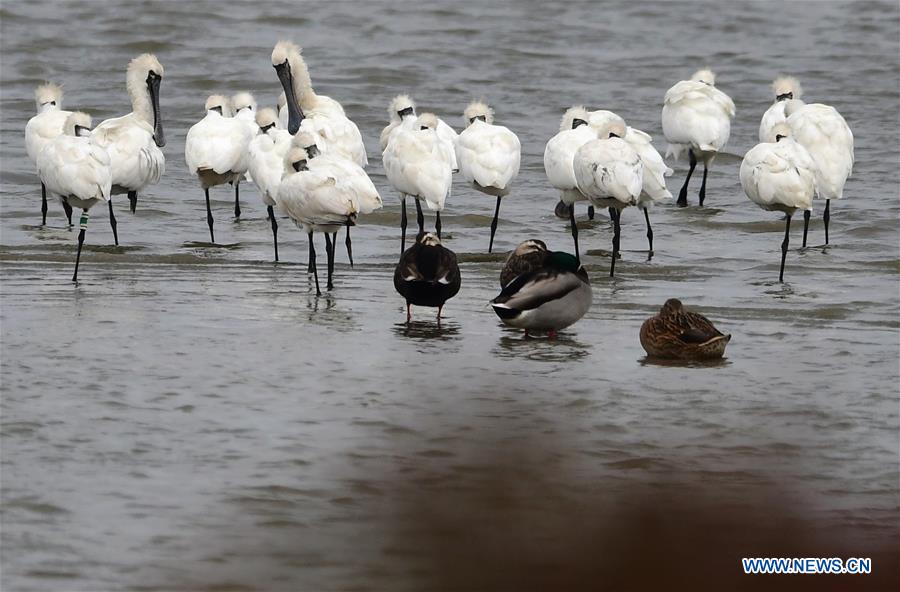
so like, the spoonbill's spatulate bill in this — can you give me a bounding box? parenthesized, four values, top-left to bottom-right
(491, 249, 591, 339)
(455, 100, 521, 253)
(383, 113, 454, 252)
(25, 82, 73, 226)
(271, 40, 367, 167)
(784, 99, 854, 246)
(185, 95, 254, 243)
(662, 69, 735, 207)
(394, 232, 461, 325)
(90, 53, 166, 244)
(248, 107, 292, 261)
(574, 119, 643, 277)
(740, 123, 816, 282)
(640, 299, 731, 360)
(36, 112, 112, 282)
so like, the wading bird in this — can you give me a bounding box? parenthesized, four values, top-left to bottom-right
(383, 113, 454, 252)
(640, 299, 731, 360)
(25, 82, 73, 225)
(380, 94, 458, 171)
(185, 95, 253, 243)
(491, 249, 591, 339)
(740, 123, 816, 282)
(662, 69, 734, 207)
(36, 112, 111, 282)
(230, 91, 259, 219)
(90, 53, 166, 245)
(394, 232, 461, 325)
(783, 99, 854, 246)
(248, 107, 292, 261)
(759, 76, 802, 142)
(455, 100, 521, 252)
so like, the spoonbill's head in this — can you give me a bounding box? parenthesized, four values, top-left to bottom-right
(595, 118, 627, 140)
(587, 109, 626, 133)
(64, 112, 92, 137)
(772, 76, 802, 102)
(418, 232, 442, 247)
(512, 239, 548, 257)
(256, 107, 278, 133)
(389, 94, 416, 120)
(772, 122, 792, 142)
(292, 130, 321, 158)
(782, 98, 807, 118)
(35, 82, 63, 113)
(127, 53, 165, 147)
(691, 69, 716, 86)
(284, 145, 312, 172)
(272, 40, 306, 134)
(204, 94, 231, 116)
(231, 92, 257, 116)
(416, 112, 439, 131)
(463, 100, 494, 126)
(560, 106, 589, 132)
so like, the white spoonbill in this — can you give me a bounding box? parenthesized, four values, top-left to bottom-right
(185, 94, 254, 243)
(662, 69, 735, 207)
(759, 76, 802, 142)
(574, 118, 643, 277)
(278, 132, 382, 294)
(740, 123, 816, 282)
(248, 107, 292, 261)
(90, 53, 165, 244)
(380, 95, 458, 170)
(25, 82, 73, 225)
(36, 112, 111, 282)
(455, 100, 521, 252)
(383, 113, 454, 252)
(622, 123, 673, 254)
(271, 40, 367, 167)
(230, 91, 259, 219)
(783, 99, 854, 246)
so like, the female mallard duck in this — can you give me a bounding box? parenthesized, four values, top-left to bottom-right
(639, 299, 731, 360)
(490, 250, 591, 338)
(394, 232, 461, 323)
(500, 239, 549, 287)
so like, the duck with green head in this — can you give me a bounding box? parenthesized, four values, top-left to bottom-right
(490, 249, 592, 339)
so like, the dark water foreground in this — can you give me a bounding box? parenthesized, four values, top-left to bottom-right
(2, 1, 899, 590)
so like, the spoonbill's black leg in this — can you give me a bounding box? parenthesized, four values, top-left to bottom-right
(267, 205, 279, 262)
(554, 200, 572, 219)
(610, 208, 621, 278)
(128, 191, 137, 213)
(108, 198, 119, 246)
(72, 211, 88, 283)
(802, 209, 810, 248)
(415, 198, 425, 234)
(823, 199, 831, 245)
(435, 211, 442, 239)
(608, 207, 616, 220)
(324, 232, 335, 291)
(204, 188, 215, 243)
(644, 207, 654, 255)
(400, 195, 408, 253)
(677, 149, 697, 207)
(345, 220, 353, 267)
(62, 199, 73, 227)
(488, 195, 502, 253)
(698, 163, 709, 206)
(587, 205, 595, 220)
(779, 214, 792, 282)
(41, 183, 48, 226)
(308, 231, 320, 296)
(569, 206, 580, 264)
(234, 183, 241, 219)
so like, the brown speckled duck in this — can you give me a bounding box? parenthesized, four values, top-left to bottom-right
(500, 239, 549, 287)
(640, 299, 731, 360)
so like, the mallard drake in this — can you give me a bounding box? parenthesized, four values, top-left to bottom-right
(490, 251, 592, 338)
(639, 299, 731, 360)
(499, 239, 549, 287)
(394, 233, 461, 323)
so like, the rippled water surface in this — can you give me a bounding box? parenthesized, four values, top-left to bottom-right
(2, 1, 899, 590)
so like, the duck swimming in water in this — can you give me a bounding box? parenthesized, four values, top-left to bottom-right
(639, 299, 731, 360)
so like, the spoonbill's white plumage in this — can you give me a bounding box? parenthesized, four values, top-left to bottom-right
(36, 112, 112, 282)
(623, 124, 673, 253)
(662, 69, 735, 206)
(455, 100, 521, 252)
(248, 107, 293, 261)
(574, 118, 643, 276)
(383, 112, 454, 252)
(90, 53, 166, 243)
(740, 123, 816, 281)
(276, 91, 288, 130)
(229, 91, 259, 218)
(380, 95, 459, 170)
(759, 76, 803, 142)
(184, 94, 253, 243)
(783, 99, 854, 246)
(271, 40, 367, 167)
(25, 82, 74, 225)
(277, 133, 382, 294)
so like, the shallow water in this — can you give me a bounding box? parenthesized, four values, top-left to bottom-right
(2, 1, 899, 590)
